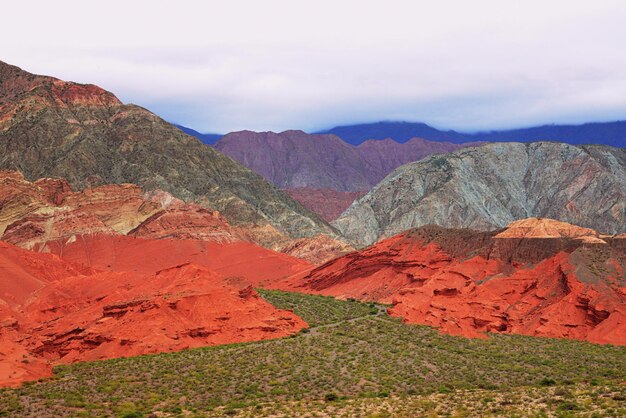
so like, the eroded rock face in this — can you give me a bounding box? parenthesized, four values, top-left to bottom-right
(334, 142, 626, 247)
(283, 221, 626, 345)
(0, 60, 337, 249)
(0, 242, 307, 387)
(0, 171, 240, 249)
(0, 171, 349, 263)
(278, 234, 355, 265)
(494, 217, 607, 243)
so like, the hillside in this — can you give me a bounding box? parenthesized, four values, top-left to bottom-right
(0, 241, 306, 387)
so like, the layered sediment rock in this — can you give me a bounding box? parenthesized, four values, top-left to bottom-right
(284, 220, 626, 345)
(0, 171, 347, 264)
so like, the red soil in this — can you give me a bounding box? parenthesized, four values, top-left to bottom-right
(41, 233, 312, 287)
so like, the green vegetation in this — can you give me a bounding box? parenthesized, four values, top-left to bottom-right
(0, 290, 624, 417)
(222, 383, 626, 417)
(256, 288, 379, 326)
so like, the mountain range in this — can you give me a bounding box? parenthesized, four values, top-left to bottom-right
(213, 130, 480, 220)
(173, 124, 222, 144)
(318, 120, 626, 146)
(215, 130, 480, 192)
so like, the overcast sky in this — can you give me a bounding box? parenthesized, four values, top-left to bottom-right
(2, 1, 626, 133)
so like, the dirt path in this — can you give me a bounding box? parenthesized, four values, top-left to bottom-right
(304, 304, 388, 336)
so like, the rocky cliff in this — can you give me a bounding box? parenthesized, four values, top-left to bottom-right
(334, 142, 626, 247)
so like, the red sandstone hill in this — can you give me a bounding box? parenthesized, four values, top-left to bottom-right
(0, 171, 350, 264)
(41, 233, 313, 287)
(282, 219, 626, 345)
(0, 172, 323, 387)
(0, 241, 306, 387)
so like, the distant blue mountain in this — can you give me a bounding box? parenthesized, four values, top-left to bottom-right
(174, 124, 222, 145)
(316, 121, 626, 147)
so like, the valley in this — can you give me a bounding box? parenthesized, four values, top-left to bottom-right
(0, 291, 623, 417)
(0, 56, 625, 418)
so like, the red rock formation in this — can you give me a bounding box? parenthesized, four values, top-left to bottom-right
(285, 188, 367, 222)
(0, 241, 306, 387)
(284, 221, 626, 345)
(0, 172, 166, 248)
(494, 217, 606, 243)
(0, 171, 348, 263)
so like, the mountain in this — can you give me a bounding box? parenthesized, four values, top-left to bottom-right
(215, 130, 374, 191)
(317, 121, 465, 145)
(334, 142, 626, 247)
(0, 60, 336, 249)
(173, 124, 222, 144)
(214, 130, 479, 220)
(215, 130, 477, 192)
(0, 241, 306, 386)
(283, 219, 626, 345)
(318, 120, 626, 147)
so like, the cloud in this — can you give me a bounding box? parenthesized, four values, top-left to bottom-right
(3, 0, 626, 133)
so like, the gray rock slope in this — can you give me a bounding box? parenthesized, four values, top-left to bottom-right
(333, 142, 626, 247)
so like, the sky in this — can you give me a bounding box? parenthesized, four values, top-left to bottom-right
(2, 0, 626, 134)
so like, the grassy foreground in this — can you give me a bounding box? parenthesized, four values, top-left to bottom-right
(0, 290, 624, 417)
